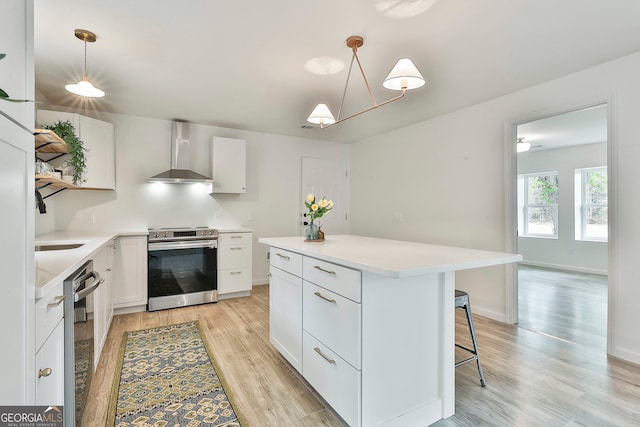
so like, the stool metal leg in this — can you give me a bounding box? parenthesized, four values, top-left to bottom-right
(463, 303, 486, 387)
(454, 293, 486, 387)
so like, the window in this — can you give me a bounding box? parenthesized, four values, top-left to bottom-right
(518, 172, 559, 238)
(575, 167, 607, 241)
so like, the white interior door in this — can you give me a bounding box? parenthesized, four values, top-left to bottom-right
(301, 157, 349, 235)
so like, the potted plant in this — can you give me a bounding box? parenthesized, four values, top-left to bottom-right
(44, 120, 87, 185)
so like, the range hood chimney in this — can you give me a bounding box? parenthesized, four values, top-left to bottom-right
(149, 121, 214, 184)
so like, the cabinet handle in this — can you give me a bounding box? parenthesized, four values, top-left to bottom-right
(230, 271, 242, 275)
(314, 291, 336, 304)
(314, 265, 336, 275)
(230, 247, 243, 250)
(106, 268, 112, 272)
(314, 347, 336, 365)
(230, 235, 242, 239)
(275, 253, 290, 260)
(47, 295, 65, 308)
(38, 368, 52, 378)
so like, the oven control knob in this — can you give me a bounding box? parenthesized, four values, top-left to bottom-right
(163, 232, 168, 237)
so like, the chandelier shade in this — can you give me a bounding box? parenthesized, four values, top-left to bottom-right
(307, 104, 336, 126)
(383, 58, 425, 90)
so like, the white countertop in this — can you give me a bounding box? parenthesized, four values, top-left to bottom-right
(259, 234, 522, 278)
(34, 229, 147, 298)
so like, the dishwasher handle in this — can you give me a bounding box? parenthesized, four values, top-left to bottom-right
(74, 271, 104, 302)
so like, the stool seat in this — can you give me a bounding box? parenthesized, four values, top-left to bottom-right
(455, 289, 486, 387)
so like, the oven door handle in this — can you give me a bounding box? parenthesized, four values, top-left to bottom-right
(74, 271, 103, 302)
(148, 240, 218, 251)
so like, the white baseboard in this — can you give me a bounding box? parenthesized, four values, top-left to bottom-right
(470, 305, 506, 323)
(610, 346, 640, 366)
(519, 260, 608, 276)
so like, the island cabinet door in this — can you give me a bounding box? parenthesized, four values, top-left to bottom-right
(269, 265, 303, 372)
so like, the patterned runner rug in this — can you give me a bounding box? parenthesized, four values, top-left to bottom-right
(106, 321, 244, 426)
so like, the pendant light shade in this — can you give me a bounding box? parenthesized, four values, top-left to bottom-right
(65, 79, 105, 98)
(65, 29, 105, 98)
(307, 36, 425, 128)
(307, 103, 336, 126)
(383, 58, 425, 90)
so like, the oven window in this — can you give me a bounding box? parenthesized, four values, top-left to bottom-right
(148, 247, 217, 297)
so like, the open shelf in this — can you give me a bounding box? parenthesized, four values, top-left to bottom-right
(35, 175, 78, 190)
(34, 129, 69, 153)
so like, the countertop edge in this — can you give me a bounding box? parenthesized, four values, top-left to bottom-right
(259, 235, 522, 278)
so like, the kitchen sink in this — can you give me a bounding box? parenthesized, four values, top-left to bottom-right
(35, 243, 85, 252)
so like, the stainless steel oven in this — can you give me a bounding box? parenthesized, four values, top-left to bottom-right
(147, 227, 218, 311)
(63, 260, 103, 427)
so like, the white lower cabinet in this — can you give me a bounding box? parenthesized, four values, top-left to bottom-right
(217, 231, 253, 298)
(269, 265, 303, 372)
(113, 235, 148, 311)
(268, 248, 362, 426)
(34, 280, 65, 406)
(93, 240, 115, 366)
(35, 319, 65, 406)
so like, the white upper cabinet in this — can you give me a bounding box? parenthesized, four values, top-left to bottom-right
(211, 136, 246, 193)
(36, 110, 116, 190)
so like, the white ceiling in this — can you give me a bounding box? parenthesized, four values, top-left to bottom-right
(33, 0, 640, 143)
(517, 104, 608, 151)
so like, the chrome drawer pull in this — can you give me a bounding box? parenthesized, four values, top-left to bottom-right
(314, 265, 336, 275)
(47, 295, 65, 308)
(230, 247, 243, 250)
(314, 291, 336, 304)
(230, 271, 242, 275)
(230, 235, 242, 239)
(38, 368, 52, 378)
(314, 347, 336, 365)
(276, 253, 290, 260)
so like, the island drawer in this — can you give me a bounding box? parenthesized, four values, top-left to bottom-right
(270, 248, 303, 277)
(303, 281, 361, 369)
(303, 257, 361, 302)
(303, 331, 361, 427)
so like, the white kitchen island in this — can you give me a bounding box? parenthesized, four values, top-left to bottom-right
(259, 234, 522, 427)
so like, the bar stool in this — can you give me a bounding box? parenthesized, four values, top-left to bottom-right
(455, 290, 486, 387)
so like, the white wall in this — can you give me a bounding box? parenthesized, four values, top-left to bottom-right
(517, 142, 608, 274)
(350, 51, 640, 364)
(36, 113, 349, 284)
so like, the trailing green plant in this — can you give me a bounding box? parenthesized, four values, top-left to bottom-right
(0, 54, 35, 103)
(45, 120, 87, 185)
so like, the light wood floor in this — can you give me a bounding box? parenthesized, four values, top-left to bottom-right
(84, 284, 640, 427)
(518, 265, 608, 351)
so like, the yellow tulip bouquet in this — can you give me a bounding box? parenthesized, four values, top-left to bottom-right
(304, 194, 333, 240)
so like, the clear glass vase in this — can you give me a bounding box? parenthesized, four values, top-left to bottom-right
(305, 221, 319, 240)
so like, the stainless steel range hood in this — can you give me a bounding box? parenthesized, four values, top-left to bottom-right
(149, 121, 214, 184)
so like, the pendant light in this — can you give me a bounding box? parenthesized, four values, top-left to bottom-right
(65, 29, 105, 98)
(307, 35, 425, 128)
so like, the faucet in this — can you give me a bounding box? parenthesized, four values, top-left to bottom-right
(35, 189, 47, 214)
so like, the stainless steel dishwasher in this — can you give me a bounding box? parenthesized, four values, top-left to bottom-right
(63, 260, 103, 427)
